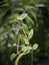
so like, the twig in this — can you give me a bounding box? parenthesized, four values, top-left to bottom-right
(17, 33, 20, 54)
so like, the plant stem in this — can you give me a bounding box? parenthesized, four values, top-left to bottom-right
(17, 33, 20, 54)
(15, 48, 28, 65)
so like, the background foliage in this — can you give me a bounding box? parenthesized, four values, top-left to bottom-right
(0, 0, 49, 65)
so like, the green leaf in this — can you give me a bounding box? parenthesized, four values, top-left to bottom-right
(10, 53, 17, 60)
(17, 13, 27, 21)
(26, 15, 34, 24)
(0, 27, 17, 37)
(25, 5, 36, 10)
(21, 46, 27, 51)
(14, 8, 24, 11)
(0, 27, 12, 37)
(0, 3, 9, 7)
(28, 29, 34, 39)
(30, 11, 37, 20)
(23, 37, 29, 45)
(23, 23, 29, 34)
(32, 43, 38, 50)
(7, 14, 19, 24)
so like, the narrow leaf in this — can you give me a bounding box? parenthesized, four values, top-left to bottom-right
(7, 14, 19, 24)
(26, 15, 34, 24)
(0, 27, 17, 37)
(25, 5, 36, 10)
(28, 29, 34, 39)
(30, 11, 37, 20)
(0, 27, 12, 37)
(17, 13, 27, 21)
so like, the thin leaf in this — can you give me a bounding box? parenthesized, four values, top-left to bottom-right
(14, 8, 24, 11)
(7, 14, 19, 24)
(26, 15, 34, 24)
(30, 11, 37, 20)
(0, 3, 9, 7)
(17, 13, 27, 21)
(25, 5, 36, 10)
(28, 29, 34, 39)
(0, 27, 17, 37)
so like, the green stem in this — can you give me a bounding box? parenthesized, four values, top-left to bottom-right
(15, 48, 28, 65)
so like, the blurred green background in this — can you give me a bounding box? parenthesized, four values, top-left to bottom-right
(0, 0, 49, 65)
